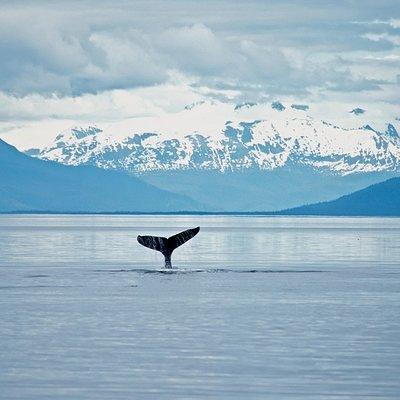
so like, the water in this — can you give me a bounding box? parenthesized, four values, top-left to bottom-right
(0, 215, 399, 400)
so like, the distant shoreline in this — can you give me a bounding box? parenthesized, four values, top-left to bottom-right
(0, 210, 277, 216)
(0, 211, 399, 217)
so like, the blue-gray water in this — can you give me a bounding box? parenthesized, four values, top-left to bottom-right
(1, 215, 399, 400)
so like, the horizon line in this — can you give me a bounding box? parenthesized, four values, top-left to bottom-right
(1, 211, 399, 218)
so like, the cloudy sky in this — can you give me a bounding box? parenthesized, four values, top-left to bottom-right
(0, 0, 399, 144)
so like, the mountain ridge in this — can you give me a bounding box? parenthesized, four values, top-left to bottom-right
(280, 177, 400, 216)
(24, 101, 400, 176)
(0, 139, 201, 212)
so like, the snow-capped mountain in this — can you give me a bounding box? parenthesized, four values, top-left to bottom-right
(27, 101, 400, 176)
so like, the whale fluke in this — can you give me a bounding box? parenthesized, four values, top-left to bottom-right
(137, 226, 200, 268)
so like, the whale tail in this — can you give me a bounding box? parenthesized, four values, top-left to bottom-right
(137, 226, 200, 268)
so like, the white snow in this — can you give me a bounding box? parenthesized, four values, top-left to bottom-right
(1, 100, 399, 174)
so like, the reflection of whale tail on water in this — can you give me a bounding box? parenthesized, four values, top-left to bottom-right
(137, 227, 200, 268)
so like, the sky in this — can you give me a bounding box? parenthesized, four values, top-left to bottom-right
(0, 0, 399, 145)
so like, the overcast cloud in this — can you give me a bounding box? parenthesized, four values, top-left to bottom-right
(0, 0, 399, 124)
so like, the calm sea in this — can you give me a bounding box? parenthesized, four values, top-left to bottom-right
(0, 215, 399, 399)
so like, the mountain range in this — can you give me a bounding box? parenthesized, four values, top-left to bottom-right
(1, 135, 399, 215)
(28, 101, 400, 174)
(21, 100, 400, 211)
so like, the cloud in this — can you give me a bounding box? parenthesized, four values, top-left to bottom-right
(157, 24, 232, 75)
(0, 0, 399, 125)
(0, 8, 169, 96)
(0, 83, 205, 122)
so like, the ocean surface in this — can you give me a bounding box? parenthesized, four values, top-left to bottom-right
(0, 215, 399, 400)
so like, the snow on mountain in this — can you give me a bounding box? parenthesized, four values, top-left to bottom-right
(22, 100, 400, 175)
(350, 107, 366, 115)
